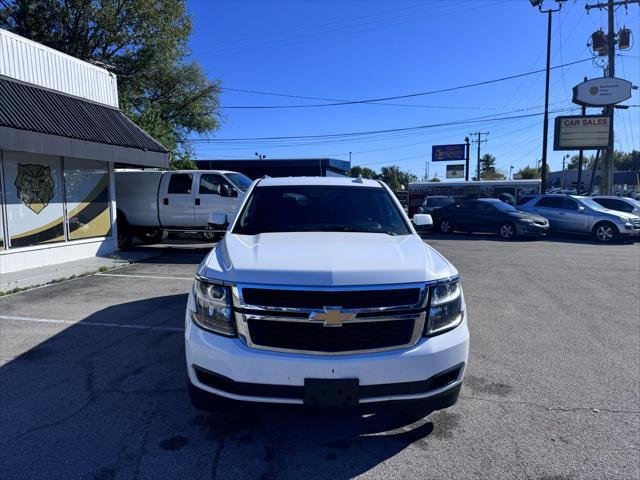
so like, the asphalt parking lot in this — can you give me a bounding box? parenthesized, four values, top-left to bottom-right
(1, 235, 638, 480)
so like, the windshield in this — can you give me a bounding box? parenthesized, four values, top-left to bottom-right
(233, 185, 411, 235)
(224, 172, 252, 191)
(578, 198, 606, 210)
(492, 201, 518, 213)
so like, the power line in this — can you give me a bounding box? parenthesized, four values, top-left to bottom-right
(188, 107, 576, 143)
(217, 58, 593, 109)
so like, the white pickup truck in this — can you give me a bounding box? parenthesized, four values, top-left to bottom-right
(185, 176, 469, 410)
(115, 169, 252, 248)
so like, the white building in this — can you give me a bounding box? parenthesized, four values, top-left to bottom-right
(0, 29, 168, 274)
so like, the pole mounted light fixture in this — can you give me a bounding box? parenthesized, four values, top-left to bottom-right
(530, 0, 566, 194)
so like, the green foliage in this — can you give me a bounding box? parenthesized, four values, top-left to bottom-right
(349, 166, 378, 179)
(349, 165, 417, 190)
(514, 165, 539, 179)
(428, 177, 441, 182)
(479, 153, 505, 179)
(613, 150, 640, 171)
(0, 0, 220, 168)
(379, 166, 417, 190)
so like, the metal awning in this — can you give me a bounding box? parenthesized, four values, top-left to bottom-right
(0, 76, 169, 167)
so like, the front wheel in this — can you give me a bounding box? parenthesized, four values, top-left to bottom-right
(593, 222, 618, 243)
(439, 218, 453, 233)
(498, 222, 516, 240)
(137, 229, 165, 245)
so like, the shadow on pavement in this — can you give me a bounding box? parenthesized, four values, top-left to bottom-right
(0, 293, 438, 480)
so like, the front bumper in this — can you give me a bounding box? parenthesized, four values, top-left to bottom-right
(185, 309, 469, 406)
(515, 222, 549, 236)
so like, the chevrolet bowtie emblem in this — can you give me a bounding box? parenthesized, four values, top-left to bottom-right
(309, 306, 355, 327)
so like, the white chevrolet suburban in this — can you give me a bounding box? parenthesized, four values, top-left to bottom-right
(185, 176, 469, 410)
(115, 169, 252, 247)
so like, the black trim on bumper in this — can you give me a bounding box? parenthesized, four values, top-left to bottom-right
(192, 362, 464, 403)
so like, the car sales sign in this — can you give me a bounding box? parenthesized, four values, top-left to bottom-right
(432, 144, 466, 162)
(572, 78, 632, 107)
(554, 115, 610, 151)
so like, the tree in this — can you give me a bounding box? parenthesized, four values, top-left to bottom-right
(0, 0, 220, 169)
(349, 166, 378, 179)
(378, 165, 417, 191)
(428, 177, 441, 182)
(614, 150, 640, 171)
(567, 154, 595, 170)
(479, 153, 505, 179)
(514, 165, 539, 179)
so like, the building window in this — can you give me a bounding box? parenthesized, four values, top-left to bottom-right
(64, 158, 111, 240)
(3, 152, 65, 248)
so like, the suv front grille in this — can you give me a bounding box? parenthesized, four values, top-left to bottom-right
(241, 287, 421, 310)
(247, 318, 415, 353)
(233, 283, 428, 355)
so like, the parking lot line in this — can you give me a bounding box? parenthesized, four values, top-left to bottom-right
(96, 273, 194, 281)
(0, 314, 183, 332)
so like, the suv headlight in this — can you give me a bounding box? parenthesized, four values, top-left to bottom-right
(189, 278, 236, 336)
(425, 280, 464, 336)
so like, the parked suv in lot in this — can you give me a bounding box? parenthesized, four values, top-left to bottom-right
(185, 177, 469, 410)
(590, 196, 640, 216)
(517, 194, 640, 242)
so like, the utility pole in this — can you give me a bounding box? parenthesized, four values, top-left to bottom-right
(469, 132, 488, 180)
(577, 77, 587, 194)
(424, 161, 429, 182)
(464, 136, 471, 181)
(584, 0, 639, 194)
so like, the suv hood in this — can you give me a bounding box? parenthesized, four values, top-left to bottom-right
(199, 232, 457, 286)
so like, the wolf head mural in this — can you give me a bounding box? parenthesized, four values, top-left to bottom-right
(15, 164, 55, 214)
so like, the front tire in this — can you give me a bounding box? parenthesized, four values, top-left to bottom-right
(593, 222, 618, 243)
(439, 218, 453, 233)
(498, 222, 516, 240)
(137, 229, 165, 245)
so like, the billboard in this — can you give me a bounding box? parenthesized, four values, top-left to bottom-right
(553, 115, 610, 151)
(432, 144, 466, 162)
(572, 78, 632, 107)
(446, 164, 465, 179)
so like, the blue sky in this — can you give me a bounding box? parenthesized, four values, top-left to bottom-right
(186, 0, 639, 180)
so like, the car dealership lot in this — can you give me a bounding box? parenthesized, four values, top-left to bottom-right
(1, 238, 638, 480)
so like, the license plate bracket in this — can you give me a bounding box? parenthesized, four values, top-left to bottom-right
(304, 378, 359, 407)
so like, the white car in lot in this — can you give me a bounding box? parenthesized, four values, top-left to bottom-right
(185, 176, 469, 410)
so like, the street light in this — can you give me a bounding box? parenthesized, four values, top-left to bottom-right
(510, 165, 514, 180)
(531, 0, 565, 194)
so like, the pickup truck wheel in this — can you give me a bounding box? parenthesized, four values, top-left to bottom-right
(498, 222, 516, 240)
(592, 222, 618, 243)
(137, 229, 165, 245)
(439, 219, 453, 233)
(117, 216, 134, 250)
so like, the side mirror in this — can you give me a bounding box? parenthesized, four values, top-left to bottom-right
(417, 206, 425, 214)
(230, 187, 238, 198)
(208, 212, 227, 227)
(578, 205, 585, 212)
(220, 184, 230, 197)
(413, 214, 433, 227)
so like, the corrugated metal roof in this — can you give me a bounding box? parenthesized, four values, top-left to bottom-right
(0, 76, 167, 153)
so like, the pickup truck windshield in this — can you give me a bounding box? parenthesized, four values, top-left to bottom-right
(225, 173, 252, 191)
(234, 185, 411, 235)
